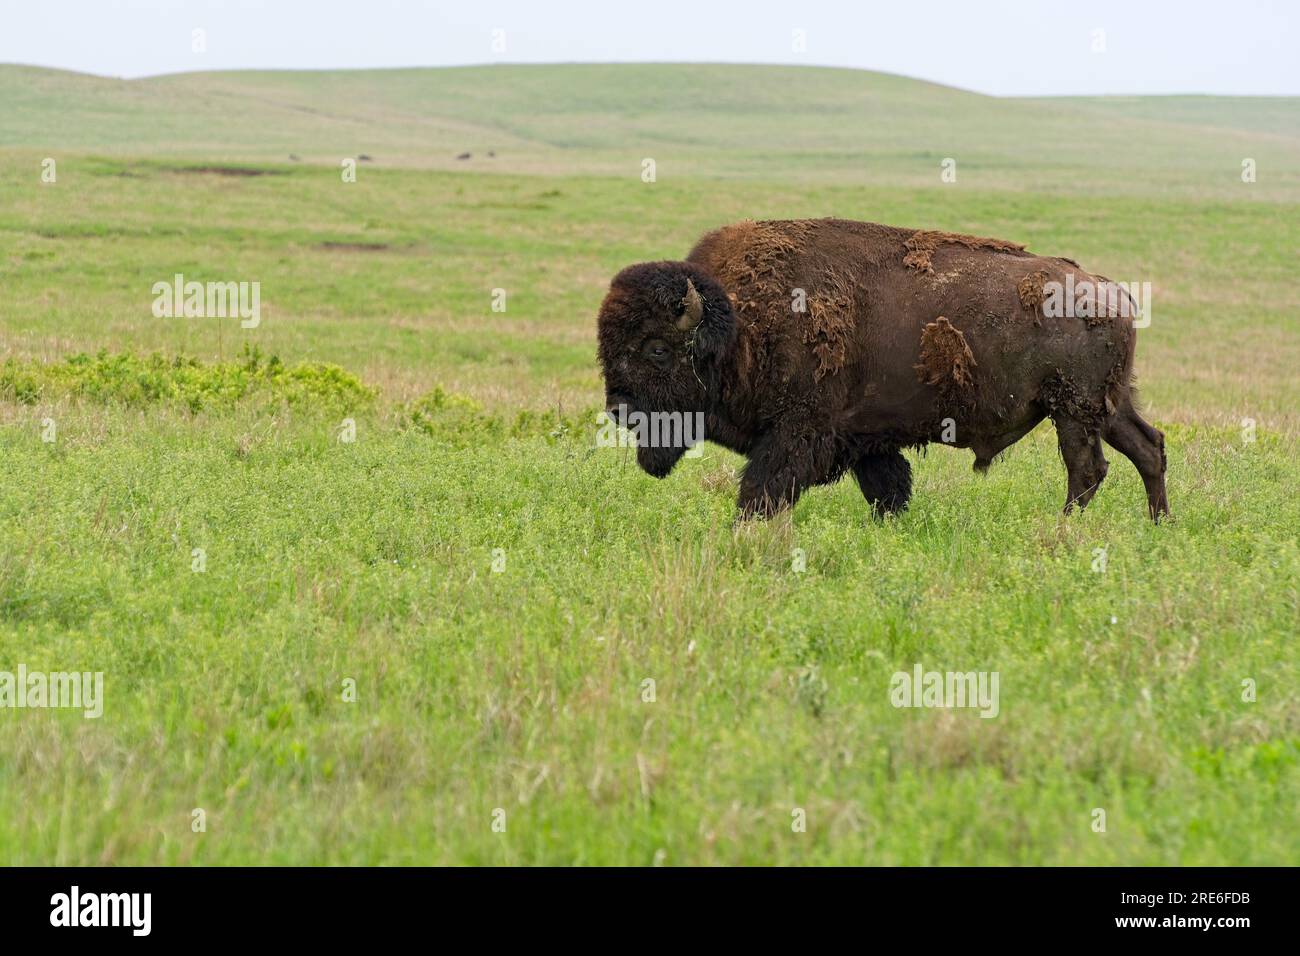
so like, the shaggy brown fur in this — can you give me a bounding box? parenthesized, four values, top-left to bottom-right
(596, 217, 1169, 521)
(903, 229, 1027, 275)
(803, 267, 855, 379)
(915, 317, 978, 395)
(1017, 270, 1049, 312)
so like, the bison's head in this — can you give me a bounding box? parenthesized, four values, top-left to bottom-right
(597, 261, 736, 478)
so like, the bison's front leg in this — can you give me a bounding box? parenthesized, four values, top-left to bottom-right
(852, 450, 912, 518)
(736, 428, 843, 520)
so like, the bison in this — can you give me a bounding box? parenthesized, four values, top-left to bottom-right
(596, 218, 1169, 522)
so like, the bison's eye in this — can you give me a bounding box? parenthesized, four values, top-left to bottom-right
(643, 339, 671, 368)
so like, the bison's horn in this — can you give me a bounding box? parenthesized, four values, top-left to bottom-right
(677, 278, 704, 331)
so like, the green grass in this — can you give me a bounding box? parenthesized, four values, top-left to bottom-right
(0, 64, 1297, 865)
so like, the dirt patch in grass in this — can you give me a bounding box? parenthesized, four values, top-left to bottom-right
(164, 165, 284, 178)
(317, 241, 391, 252)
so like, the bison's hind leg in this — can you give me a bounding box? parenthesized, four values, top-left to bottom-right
(1054, 417, 1109, 514)
(1103, 401, 1169, 521)
(852, 450, 912, 518)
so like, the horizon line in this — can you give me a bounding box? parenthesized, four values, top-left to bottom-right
(2, 60, 1296, 100)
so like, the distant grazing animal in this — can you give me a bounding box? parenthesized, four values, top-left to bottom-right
(596, 218, 1169, 521)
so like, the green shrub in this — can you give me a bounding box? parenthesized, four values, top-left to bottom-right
(402, 386, 597, 444)
(0, 346, 374, 412)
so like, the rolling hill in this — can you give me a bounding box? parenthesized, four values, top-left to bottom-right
(3, 63, 1297, 197)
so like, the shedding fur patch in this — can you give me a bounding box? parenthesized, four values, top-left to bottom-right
(903, 230, 1026, 275)
(1017, 270, 1049, 312)
(803, 266, 854, 380)
(915, 317, 977, 390)
(705, 219, 809, 310)
(702, 220, 859, 379)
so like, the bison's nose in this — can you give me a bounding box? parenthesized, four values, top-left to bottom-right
(605, 394, 632, 423)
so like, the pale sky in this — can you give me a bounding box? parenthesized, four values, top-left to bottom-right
(3, 0, 1297, 97)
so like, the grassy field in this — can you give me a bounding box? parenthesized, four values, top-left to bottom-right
(0, 64, 1297, 865)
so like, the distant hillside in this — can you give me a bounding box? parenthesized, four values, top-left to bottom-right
(1, 63, 1296, 197)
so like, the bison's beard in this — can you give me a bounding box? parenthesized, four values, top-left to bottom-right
(636, 441, 688, 479)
